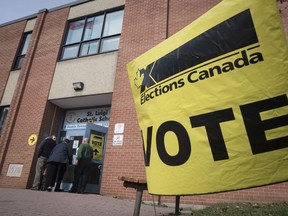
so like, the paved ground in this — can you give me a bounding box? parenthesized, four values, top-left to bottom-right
(0, 188, 185, 216)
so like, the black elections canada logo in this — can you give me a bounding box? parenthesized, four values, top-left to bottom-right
(134, 9, 264, 105)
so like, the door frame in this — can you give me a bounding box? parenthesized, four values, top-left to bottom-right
(84, 123, 108, 193)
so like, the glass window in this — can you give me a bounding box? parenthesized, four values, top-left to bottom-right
(0, 106, 9, 135)
(61, 45, 80, 60)
(80, 41, 99, 56)
(21, 33, 32, 55)
(100, 36, 120, 53)
(83, 16, 104, 41)
(13, 32, 32, 70)
(60, 8, 124, 60)
(15, 57, 24, 69)
(103, 10, 124, 37)
(65, 20, 85, 45)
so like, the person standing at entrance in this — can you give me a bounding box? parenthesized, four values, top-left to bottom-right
(69, 138, 93, 193)
(45, 139, 72, 192)
(31, 134, 56, 191)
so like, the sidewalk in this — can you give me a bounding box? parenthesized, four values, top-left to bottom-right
(0, 188, 178, 216)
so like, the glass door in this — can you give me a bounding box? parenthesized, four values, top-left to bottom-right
(85, 124, 108, 194)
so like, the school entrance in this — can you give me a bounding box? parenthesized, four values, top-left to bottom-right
(61, 107, 110, 193)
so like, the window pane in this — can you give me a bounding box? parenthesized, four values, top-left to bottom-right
(0, 107, 9, 134)
(15, 56, 24, 69)
(13, 32, 32, 70)
(103, 10, 124, 37)
(100, 36, 120, 53)
(21, 33, 32, 55)
(65, 20, 85, 45)
(61, 45, 79, 59)
(80, 41, 99, 56)
(83, 16, 104, 41)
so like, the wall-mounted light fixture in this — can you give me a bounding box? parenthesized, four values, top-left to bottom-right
(73, 82, 84, 91)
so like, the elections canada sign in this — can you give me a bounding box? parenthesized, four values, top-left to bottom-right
(127, 0, 288, 195)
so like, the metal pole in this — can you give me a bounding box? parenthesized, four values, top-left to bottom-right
(133, 188, 143, 216)
(175, 195, 181, 215)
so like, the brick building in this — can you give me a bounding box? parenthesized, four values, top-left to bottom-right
(0, 0, 287, 205)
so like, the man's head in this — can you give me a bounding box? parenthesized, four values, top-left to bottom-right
(51, 135, 56, 141)
(83, 138, 89, 144)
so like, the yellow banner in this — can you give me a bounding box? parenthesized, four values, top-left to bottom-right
(127, 0, 288, 195)
(89, 134, 104, 161)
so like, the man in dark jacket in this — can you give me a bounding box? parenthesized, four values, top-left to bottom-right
(45, 139, 72, 192)
(31, 134, 56, 191)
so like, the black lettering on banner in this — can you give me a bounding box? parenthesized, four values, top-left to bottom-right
(156, 121, 191, 166)
(141, 96, 287, 167)
(141, 127, 153, 166)
(140, 78, 185, 105)
(138, 9, 258, 92)
(186, 49, 264, 84)
(190, 108, 235, 161)
(240, 94, 288, 154)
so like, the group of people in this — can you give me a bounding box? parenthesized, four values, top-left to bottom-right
(31, 135, 94, 194)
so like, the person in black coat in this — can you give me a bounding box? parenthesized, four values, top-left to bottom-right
(45, 139, 72, 192)
(31, 135, 56, 190)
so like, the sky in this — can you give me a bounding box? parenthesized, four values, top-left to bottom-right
(0, 0, 80, 25)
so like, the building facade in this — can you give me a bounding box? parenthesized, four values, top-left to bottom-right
(0, 0, 287, 205)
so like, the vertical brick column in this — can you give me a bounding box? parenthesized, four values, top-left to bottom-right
(101, 0, 169, 198)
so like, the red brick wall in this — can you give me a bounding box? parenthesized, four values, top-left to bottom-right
(101, 0, 169, 198)
(27, 103, 64, 187)
(0, 8, 69, 188)
(0, 21, 26, 103)
(168, 0, 220, 36)
(102, 0, 288, 205)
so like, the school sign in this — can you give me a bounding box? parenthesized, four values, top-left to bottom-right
(127, 0, 288, 195)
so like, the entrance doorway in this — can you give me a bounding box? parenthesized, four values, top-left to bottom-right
(62, 123, 108, 194)
(85, 124, 108, 193)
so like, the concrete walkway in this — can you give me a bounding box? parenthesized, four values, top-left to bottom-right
(0, 188, 179, 216)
